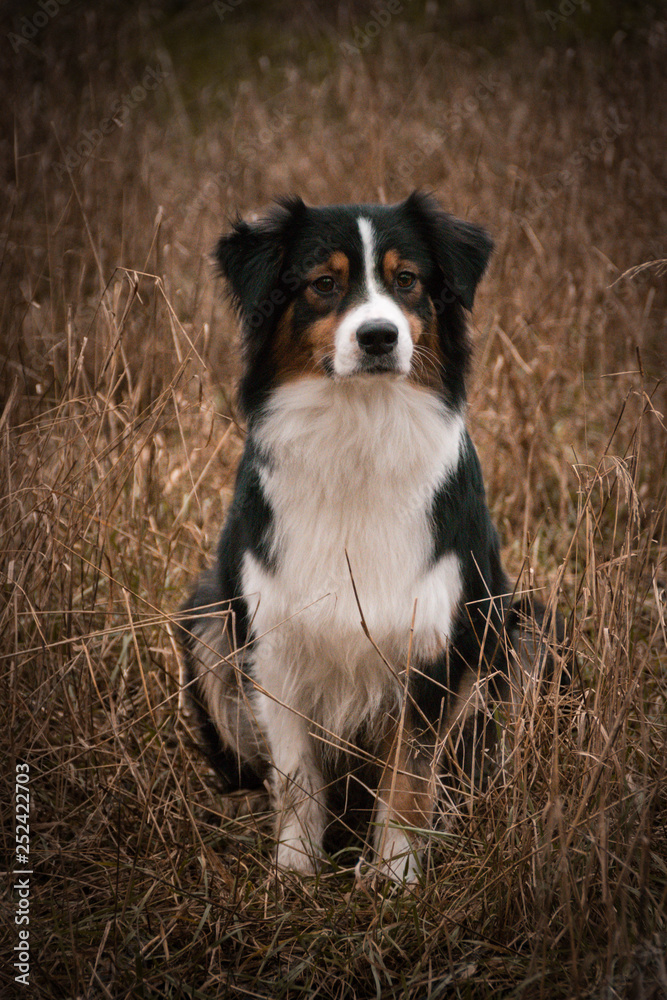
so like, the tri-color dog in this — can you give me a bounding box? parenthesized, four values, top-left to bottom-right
(179, 192, 562, 881)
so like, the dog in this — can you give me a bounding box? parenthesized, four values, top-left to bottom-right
(179, 191, 564, 882)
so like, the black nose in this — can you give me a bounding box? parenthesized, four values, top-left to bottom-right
(356, 320, 399, 356)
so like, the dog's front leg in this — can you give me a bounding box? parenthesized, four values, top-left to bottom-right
(256, 691, 327, 874)
(372, 722, 434, 883)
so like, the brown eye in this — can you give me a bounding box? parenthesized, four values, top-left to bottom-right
(312, 275, 336, 295)
(395, 270, 417, 290)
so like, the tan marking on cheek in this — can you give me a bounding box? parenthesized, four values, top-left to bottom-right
(303, 285, 333, 313)
(406, 306, 445, 392)
(407, 313, 423, 345)
(272, 304, 336, 383)
(273, 304, 317, 382)
(308, 315, 339, 361)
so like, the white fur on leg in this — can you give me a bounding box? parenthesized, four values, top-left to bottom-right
(256, 692, 327, 875)
(274, 766, 326, 875)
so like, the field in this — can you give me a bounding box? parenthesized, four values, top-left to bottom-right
(1, 2, 666, 997)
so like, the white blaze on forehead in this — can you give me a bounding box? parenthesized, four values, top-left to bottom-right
(332, 216, 414, 377)
(358, 216, 381, 294)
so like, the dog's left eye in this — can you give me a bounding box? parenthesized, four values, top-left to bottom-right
(311, 275, 336, 295)
(395, 270, 417, 290)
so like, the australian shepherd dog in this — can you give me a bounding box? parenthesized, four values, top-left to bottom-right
(179, 191, 564, 882)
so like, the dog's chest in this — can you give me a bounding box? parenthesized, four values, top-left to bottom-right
(242, 380, 464, 665)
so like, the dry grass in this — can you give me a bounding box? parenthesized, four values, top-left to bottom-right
(1, 3, 666, 997)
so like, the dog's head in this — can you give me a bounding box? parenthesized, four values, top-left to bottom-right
(215, 192, 492, 414)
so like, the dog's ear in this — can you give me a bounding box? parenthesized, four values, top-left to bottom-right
(405, 191, 493, 310)
(214, 196, 306, 328)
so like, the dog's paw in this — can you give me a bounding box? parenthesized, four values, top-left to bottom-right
(276, 839, 320, 876)
(355, 846, 423, 888)
(371, 826, 424, 884)
(378, 849, 423, 884)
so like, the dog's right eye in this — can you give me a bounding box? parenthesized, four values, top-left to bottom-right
(311, 275, 336, 295)
(395, 270, 417, 290)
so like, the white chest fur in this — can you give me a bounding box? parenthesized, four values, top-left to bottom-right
(242, 377, 464, 737)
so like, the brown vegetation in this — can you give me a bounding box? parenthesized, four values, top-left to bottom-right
(1, 3, 665, 997)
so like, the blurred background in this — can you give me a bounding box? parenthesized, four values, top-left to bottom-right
(2, 1, 666, 549)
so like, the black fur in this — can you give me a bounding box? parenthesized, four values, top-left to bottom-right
(215, 192, 492, 416)
(179, 191, 566, 845)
